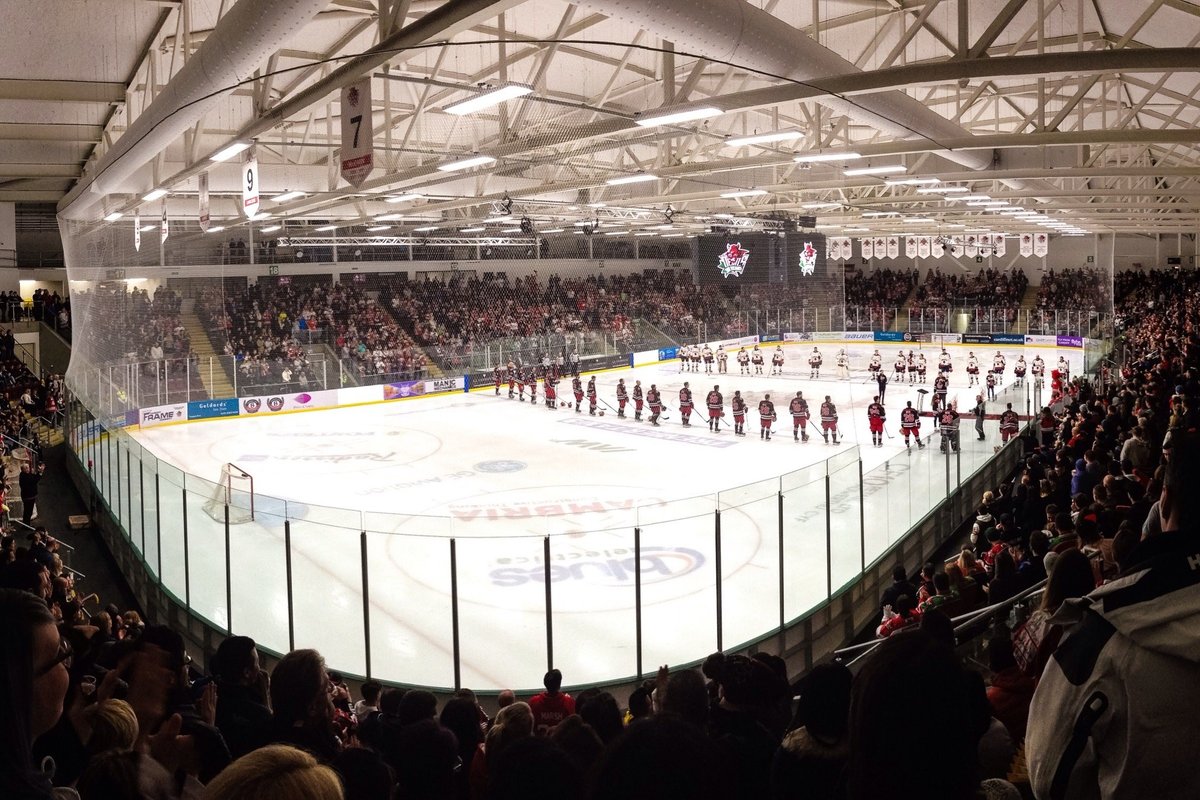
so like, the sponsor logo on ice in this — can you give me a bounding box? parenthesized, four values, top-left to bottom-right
(489, 546, 707, 587)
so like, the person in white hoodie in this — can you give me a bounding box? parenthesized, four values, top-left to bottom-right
(1027, 431, 1200, 800)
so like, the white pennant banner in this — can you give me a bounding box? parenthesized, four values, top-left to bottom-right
(198, 171, 210, 232)
(134, 212, 141, 252)
(905, 236, 917, 258)
(160, 199, 169, 244)
(1020, 234, 1034, 257)
(993, 234, 1006, 257)
(861, 237, 874, 260)
(931, 237, 944, 258)
(1034, 232, 1049, 257)
(917, 236, 930, 258)
(887, 236, 899, 259)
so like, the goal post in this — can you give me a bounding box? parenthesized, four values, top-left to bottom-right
(204, 462, 255, 524)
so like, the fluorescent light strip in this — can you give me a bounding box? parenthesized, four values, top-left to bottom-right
(919, 186, 969, 194)
(844, 165, 906, 176)
(138, 225, 157, 232)
(314, 225, 338, 232)
(260, 225, 282, 233)
(210, 141, 251, 162)
(443, 84, 533, 116)
(959, 194, 991, 201)
(412, 226, 439, 232)
(272, 191, 305, 203)
(801, 202, 842, 209)
(725, 131, 803, 147)
(861, 211, 898, 217)
(374, 214, 404, 221)
(103, 212, 124, 222)
(460, 227, 486, 233)
(501, 227, 523, 233)
(606, 173, 658, 186)
(795, 152, 862, 163)
(367, 225, 390, 232)
(142, 188, 167, 202)
(884, 178, 940, 186)
(603, 230, 627, 236)
(720, 189, 768, 198)
(437, 155, 496, 172)
(540, 228, 564, 234)
(206, 226, 225, 233)
(486, 215, 514, 223)
(634, 106, 722, 127)
(385, 193, 423, 203)
(906, 217, 936, 223)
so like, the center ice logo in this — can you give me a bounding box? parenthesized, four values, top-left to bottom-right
(799, 241, 817, 276)
(717, 242, 750, 278)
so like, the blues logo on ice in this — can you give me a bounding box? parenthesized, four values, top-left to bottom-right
(799, 241, 817, 276)
(717, 242, 750, 278)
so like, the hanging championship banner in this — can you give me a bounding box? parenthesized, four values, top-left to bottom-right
(964, 234, 977, 258)
(198, 171, 210, 232)
(931, 237, 944, 258)
(887, 236, 899, 259)
(134, 212, 141, 252)
(1034, 232, 1049, 257)
(993, 234, 1006, 257)
(840, 237, 853, 260)
(905, 236, 917, 258)
(874, 237, 886, 259)
(242, 156, 260, 219)
(917, 236, 930, 258)
(340, 77, 374, 187)
(160, 199, 169, 244)
(861, 238, 873, 259)
(978, 233, 992, 252)
(1020, 233, 1034, 257)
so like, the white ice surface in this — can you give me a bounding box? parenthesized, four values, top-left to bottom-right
(122, 343, 1081, 689)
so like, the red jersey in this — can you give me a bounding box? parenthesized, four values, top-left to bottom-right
(789, 397, 809, 418)
(528, 691, 575, 736)
(679, 388, 693, 407)
(868, 402, 885, 421)
(758, 400, 776, 421)
(900, 407, 920, 429)
(820, 402, 837, 422)
(706, 390, 722, 410)
(647, 389, 661, 408)
(732, 397, 746, 418)
(616, 384, 628, 402)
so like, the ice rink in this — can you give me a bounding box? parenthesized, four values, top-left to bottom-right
(126, 342, 1080, 689)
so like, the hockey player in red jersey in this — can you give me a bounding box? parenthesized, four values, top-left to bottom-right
(679, 382, 694, 427)
(758, 394, 777, 440)
(999, 402, 1020, 444)
(544, 374, 557, 409)
(900, 400, 923, 449)
(528, 369, 537, 405)
(647, 384, 662, 426)
(789, 391, 810, 443)
(867, 396, 886, 448)
(493, 364, 503, 396)
(507, 360, 517, 398)
(731, 391, 747, 436)
(820, 395, 839, 445)
(616, 378, 628, 418)
(632, 380, 644, 422)
(516, 366, 526, 401)
(586, 376, 598, 415)
(706, 385, 724, 432)
(572, 375, 583, 413)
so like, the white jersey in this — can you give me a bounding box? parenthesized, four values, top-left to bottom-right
(702, 346, 713, 360)
(1033, 357, 1045, 375)
(870, 354, 881, 366)
(968, 357, 979, 370)
(773, 348, 784, 363)
(836, 353, 849, 367)
(994, 356, 1006, 370)
(939, 354, 952, 368)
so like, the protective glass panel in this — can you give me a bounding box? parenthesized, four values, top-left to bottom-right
(827, 448, 864, 594)
(228, 509, 291, 657)
(156, 464, 187, 602)
(780, 462, 830, 621)
(184, 474, 229, 631)
(719, 476, 782, 650)
(289, 519, 367, 678)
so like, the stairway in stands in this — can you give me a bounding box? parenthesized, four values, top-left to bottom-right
(375, 302, 446, 378)
(1011, 283, 1041, 333)
(181, 310, 237, 397)
(889, 283, 921, 331)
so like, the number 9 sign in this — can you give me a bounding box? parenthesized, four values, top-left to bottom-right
(242, 157, 260, 219)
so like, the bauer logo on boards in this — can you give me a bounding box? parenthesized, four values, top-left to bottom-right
(717, 242, 750, 278)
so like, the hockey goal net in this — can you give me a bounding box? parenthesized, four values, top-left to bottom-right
(203, 463, 256, 524)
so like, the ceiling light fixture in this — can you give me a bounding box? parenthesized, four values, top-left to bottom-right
(412, 226, 439, 232)
(795, 152, 862, 163)
(634, 106, 722, 127)
(103, 212, 124, 222)
(438, 155, 496, 172)
(443, 83, 533, 116)
(142, 188, 167, 202)
(844, 165, 907, 176)
(385, 193, 423, 204)
(606, 173, 659, 185)
(460, 226, 486, 233)
(260, 225, 282, 233)
(725, 131, 803, 147)
(720, 189, 768, 198)
(272, 191, 305, 203)
(209, 141, 251, 162)
(367, 225, 391, 232)
(314, 224, 338, 232)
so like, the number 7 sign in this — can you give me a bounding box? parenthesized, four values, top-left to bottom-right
(340, 77, 374, 187)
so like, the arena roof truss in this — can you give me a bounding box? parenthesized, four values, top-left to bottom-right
(3, 0, 1199, 239)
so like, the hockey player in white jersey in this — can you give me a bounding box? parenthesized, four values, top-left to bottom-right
(967, 352, 981, 386)
(835, 349, 850, 380)
(808, 347, 823, 379)
(771, 346, 785, 376)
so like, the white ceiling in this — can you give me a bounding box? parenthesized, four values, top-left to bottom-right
(3, 0, 1200, 238)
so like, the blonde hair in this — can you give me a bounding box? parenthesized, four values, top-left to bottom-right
(486, 701, 534, 754)
(205, 745, 343, 800)
(84, 699, 139, 754)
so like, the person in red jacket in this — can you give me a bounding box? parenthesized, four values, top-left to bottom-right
(985, 632, 1036, 742)
(528, 668, 575, 736)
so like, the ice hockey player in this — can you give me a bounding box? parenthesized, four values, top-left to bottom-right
(820, 395, 839, 445)
(876, 369, 889, 403)
(867, 396, 886, 448)
(493, 364, 503, 396)
(1014, 355, 1027, 387)
(516, 365, 526, 401)
(985, 369, 997, 401)
(808, 347, 823, 379)
(1032, 354, 1045, 386)
(706, 385, 724, 432)
(507, 359, 517, 398)
(679, 382, 694, 427)
(967, 352, 980, 386)
(917, 352, 928, 383)
(906, 351, 917, 383)
(938, 349, 953, 374)
(993, 350, 1007, 378)
(939, 402, 960, 453)
(1057, 354, 1070, 382)
(544, 374, 557, 409)
(836, 349, 850, 380)
(691, 343, 703, 373)
(789, 391, 810, 442)
(894, 354, 906, 381)
(758, 394, 777, 440)
(703, 343, 714, 374)
(616, 378, 628, 418)
(528, 368, 538, 405)
(647, 384, 662, 426)
(933, 373, 949, 412)
(541, 352, 551, 374)
(717, 345, 728, 374)
(586, 376, 598, 415)
(999, 402, 1020, 446)
(737, 346, 750, 375)
(868, 349, 882, 375)
(632, 380, 644, 422)
(752, 345, 765, 375)
(731, 391, 747, 436)
(973, 394, 986, 441)
(678, 346, 689, 373)
(572, 375, 583, 412)
(900, 400, 924, 449)
(767, 346, 782, 376)
(570, 349, 581, 377)
(555, 350, 565, 379)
